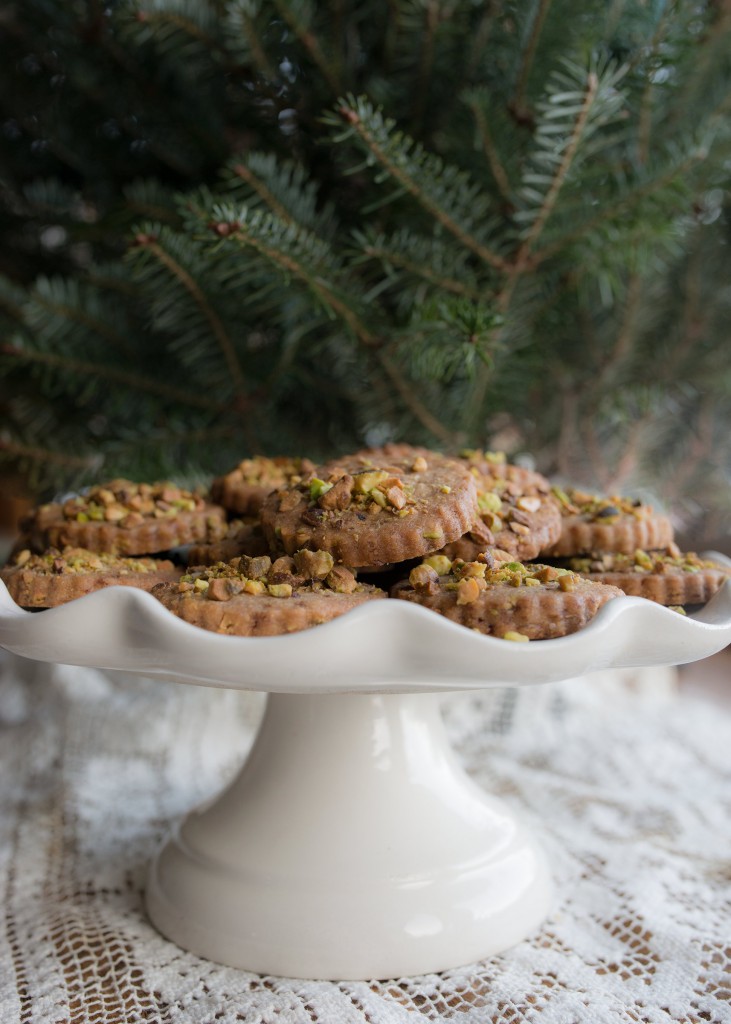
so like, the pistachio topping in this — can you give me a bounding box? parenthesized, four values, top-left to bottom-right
(560, 547, 722, 576)
(60, 479, 208, 525)
(179, 552, 362, 602)
(7, 547, 170, 576)
(552, 486, 655, 522)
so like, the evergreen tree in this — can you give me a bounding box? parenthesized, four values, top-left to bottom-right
(1, 0, 729, 545)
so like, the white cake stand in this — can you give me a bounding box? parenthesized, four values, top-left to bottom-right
(1, 557, 730, 981)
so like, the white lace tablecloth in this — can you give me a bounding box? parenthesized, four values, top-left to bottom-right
(1, 652, 729, 1024)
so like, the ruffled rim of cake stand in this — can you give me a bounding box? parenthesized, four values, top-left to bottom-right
(0, 553, 729, 693)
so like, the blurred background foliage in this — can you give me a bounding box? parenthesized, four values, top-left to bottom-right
(0, 0, 729, 548)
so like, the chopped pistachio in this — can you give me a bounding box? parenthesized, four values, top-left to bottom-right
(352, 470, 390, 494)
(268, 583, 293, 598)
(456, 577, 481, 605)
(243, 579, 266, 595)
(669, 605, 687, 615)
(503, 631, 530, 642)
(423, 554, 452, 575)
(478, 491, 502, 515)
(309, 477, 333, 501)
(516, 496, 541, 513)
(409, 564, 439, 591)
(326, 565, 358, 594)
(370, 488, 388, 508)
(293, 548, 334, 580)
(440, 485, 451, 494)
(422, 529, 443, 541)
(385, 486, 407, 509)
(193, 578, 209, 592)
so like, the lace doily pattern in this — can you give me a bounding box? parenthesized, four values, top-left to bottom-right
(0, 655, 729, 1024)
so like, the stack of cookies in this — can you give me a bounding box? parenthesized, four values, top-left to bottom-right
(2, 448, 727, 639)
(541, 487, 728, 612)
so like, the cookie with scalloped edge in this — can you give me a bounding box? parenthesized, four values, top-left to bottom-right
(458, 448, 553, 494)
(544, 486, 674, 557)
(187, 517, 271, 565)
(211, 456, 317, 516)
(558, 546, 729, 606)
(259, 451, 478, 569)
(153, 551, 385, 636)
(22, 480, 226, 556)
(1, 547, 180, 608)
(391, 554, 623, 639)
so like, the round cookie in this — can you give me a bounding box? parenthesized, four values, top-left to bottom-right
(260, 451, 478, 569)
(391, 554, 623, 639)
(23, 480, 226, 556)
(544, 487, 674, 557)
(1, 547, 180, 608)
(153, 551, 385, 636)
(560, 547, 730, 606)
(187, 518, 271, 565)
(211, 456, 317, 516)
(441, 456, 561, 562)
(458, 448, 553, 495)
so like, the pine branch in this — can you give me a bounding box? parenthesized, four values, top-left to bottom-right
(375, 350, 459, 447)
(514, 68, 599, 265)
(224, 0, 279, 79)
(199, 203, 380, 346)
(512, 0, 554, 118)
(271, 0, 342, 94)
(0, 439, 102, 472)
(331, 97, 509, 272)
(27, 280, 137, 360)
(464, 93, 513, 204)
(529, 146, 711, 265)
(354, 230, 484, 301)
(131, 231, 248, 400)
(411, 1, 441, 134)
(1, 342, 220, 411)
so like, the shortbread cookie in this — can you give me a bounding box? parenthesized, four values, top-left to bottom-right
(153, 551, 385, 636)
(260, 451, 478, 568)
(391, 555, 623, 639)
(544, 487, 674, 557)
(1, 547, 180, 608)
(458, 449, 553, 495)
(440, 463, 561, 562)
(22, 480, 226, 556)
(187, 518, 271, 565)
(559, 547, 729, 606)
(211, 456, 317, 516)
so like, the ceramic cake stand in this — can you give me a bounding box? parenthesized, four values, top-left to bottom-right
(1, 559, 730, 981)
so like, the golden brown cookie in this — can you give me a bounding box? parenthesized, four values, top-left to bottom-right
(441, 454, 561, 562)
(22, 480, 226, 556)
(1, 547, 180, 608)
(458, 449, 553, 494)
(260, 451, 478, 569)
(187, 518, 271, 565)
(391, 554, 623, 639)
(558, 547, 729, 606)
(544, 487, 674, 557)
(211, 456, 317, 516)
(153, 551, 385, 636)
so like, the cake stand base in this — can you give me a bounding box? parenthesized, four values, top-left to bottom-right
(146, 691, 552, 980)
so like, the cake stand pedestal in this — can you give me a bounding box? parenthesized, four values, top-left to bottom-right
(1, 558, 730, 980)
(147, 690, 551, 979)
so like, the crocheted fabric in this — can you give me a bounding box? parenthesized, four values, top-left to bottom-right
(0, 652, 729, 1023)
